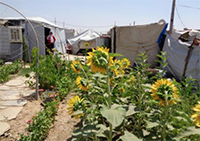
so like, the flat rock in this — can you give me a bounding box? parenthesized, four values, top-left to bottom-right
(0, 122, 10, 136)
(2, 107, 23, 120)
(5, 62, 12, 65)
(0, 85, 11, 91)
(0, 106, 7, 109)
(5, 80, 24, 86)
(0, 110, 5, 120)
(0, 90, 21, 100)
(0, 99, 27, 106)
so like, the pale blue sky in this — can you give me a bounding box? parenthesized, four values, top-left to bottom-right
(0, 0, 200, 33)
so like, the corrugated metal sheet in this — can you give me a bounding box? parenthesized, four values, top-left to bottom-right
(0, 26, 10, 57)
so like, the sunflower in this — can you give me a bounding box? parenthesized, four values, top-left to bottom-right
(109, 78, 116, 87)
(71, 60, 82, 73)
(121, 58, 130, 69)
(150, 79, 179, 106)
(87, 46, 110, 74)
(84, 42, 89, 47)
(111, 59, 125, 76)
(192, 101, 200, 112)
(119, 87, 125, 93)
(127, 76, 135, 85)
(76, 76, 89, 91)
(191, 113, 200, 127)
(191, 101, 200, 127)
(67, 95, 84, 119)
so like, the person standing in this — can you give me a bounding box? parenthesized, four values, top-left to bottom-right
(47, 31, 56, 53)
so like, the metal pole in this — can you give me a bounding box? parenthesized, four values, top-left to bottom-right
(169, 0, 176, 34)
(0, 2, 40, 100)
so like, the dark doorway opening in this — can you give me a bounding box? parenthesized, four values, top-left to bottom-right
(44, 28, 51, 55)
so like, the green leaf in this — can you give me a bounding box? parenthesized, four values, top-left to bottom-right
(72, 110, 83, 116)
(100, 105, 126, 128)
(126, 105, 140, 117)
(146, 121, 159, 129)
(174, 126, 200, 140)
(92, 73, 107, 78)
(71, 125, 99, 141)
(120, 131, 142, 141)
(96, 124, 109, 138)
(109, 53, 123, 57)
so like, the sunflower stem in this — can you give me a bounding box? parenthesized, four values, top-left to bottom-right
(161, 97, 169, 141)
(106, 60, 112, 141)
(81, 67, 89, 80)
(136, 73, 144, 137)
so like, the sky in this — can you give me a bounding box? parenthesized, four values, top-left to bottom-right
(0, 0, 200, 34)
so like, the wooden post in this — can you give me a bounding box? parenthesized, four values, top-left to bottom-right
(182, 37, 196, 81)
(169, 0, 176, 34)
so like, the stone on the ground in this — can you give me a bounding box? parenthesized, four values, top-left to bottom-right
(0, 113, 5, 120)
(4, 62, 12, 65)
(0, 100, 27, 106)
(2, 107, 23, 120)
(0, 122, 10, 136)
(5, 80, 24, 86)
(0, 86, 11, 91)
(0, 90, 21, 100)
(0, 106, 6, 109)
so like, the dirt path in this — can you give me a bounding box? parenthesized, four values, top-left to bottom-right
(0, 99, 42, 141)
(45, 92, 80, 141)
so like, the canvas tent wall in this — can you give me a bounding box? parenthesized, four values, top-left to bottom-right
(24, 17, 66, 55)
(0, 17, 66, 61)
(163, 30, 200, 81)
(68, 29, 100, 54)
(110, 20, 167, 67)
(65, 29, 75, 42)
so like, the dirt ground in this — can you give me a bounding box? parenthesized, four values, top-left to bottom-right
(45, 93, 80, 141)
(0, 99, 42, 141)
(0, 93, 80, 141)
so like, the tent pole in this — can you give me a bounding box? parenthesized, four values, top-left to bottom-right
(182, 37, 196, 81)
(0, 2, 40, 100)
(169, 0, 176, 34)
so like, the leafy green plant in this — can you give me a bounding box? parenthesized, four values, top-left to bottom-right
(19, 100, 58, 141)
(0, 60, 23, 83)
(67, 47, 200, 141)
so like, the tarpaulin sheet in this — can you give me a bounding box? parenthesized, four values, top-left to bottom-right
(111, 20, 166, 67)
(163, 34, 200, 81)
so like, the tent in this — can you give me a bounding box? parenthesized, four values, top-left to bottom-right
(68, 29, 100, 54)
(0, 17, 67, 61)
(163, 30, 200, 81)
(110, 20, 167, 67)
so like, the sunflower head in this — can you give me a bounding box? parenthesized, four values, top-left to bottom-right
(121, 58, 130, 69)
(67, 95, 85, 119)
(109, 78, 116, 87)
(111, 59, 125, 76)
(127, 76, 135, 85)
(119, 87, 125, 93)
(87, 46, 110, 74)
(84, 42, 89, 47)
(71, 60, 82, 73)
(192, 101, 200, 112)
(76, 76, 89, 91)
(150, 79, 179, 106)
(191, 101, 200, 127)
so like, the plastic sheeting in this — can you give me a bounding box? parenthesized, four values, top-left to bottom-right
(163, 34, 200, 81)
(111, 20, 166, 67)
(68, 29, 100, 54)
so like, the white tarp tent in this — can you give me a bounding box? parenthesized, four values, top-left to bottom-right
(163, 30, 200, 81)
(68, 29, 100, 54)
(24, 17, 66, 55)
(110, 20, 167, 67)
